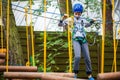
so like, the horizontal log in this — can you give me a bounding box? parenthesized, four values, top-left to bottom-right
(0, 53, 5, 58)
(4, 72, 86, 80)
(0, 48, 7, 53)
(0, 59, 5, 64)
(0, 66, 37, 72)
(42, 72, 74, 78)
(4, 72, 74, 78)
(97, 72, 120, 80)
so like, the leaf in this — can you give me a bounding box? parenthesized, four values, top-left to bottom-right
(50, 60, 55, 64)
(46, 66, 51, 71)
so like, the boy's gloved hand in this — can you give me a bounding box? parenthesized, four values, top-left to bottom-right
(90, 19, 95, 24)
(60, 20, 63, 23)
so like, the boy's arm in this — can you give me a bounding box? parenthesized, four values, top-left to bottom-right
(58, 14, 73, 31)
(58, 14, 68, 27)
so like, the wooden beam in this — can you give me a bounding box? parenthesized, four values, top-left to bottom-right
(97, 72, 120, 80)
(0, 59, 5, 64)
(4, 72, 83, 80)
(47, 72, 74, 78)
(0, 66, 37, 72)
(0, 53, 5, 58)
(4, 72, 74, 78)
(0, 48, 7, 53)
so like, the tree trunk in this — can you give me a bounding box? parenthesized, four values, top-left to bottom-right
(106, 0, 113, 35)
(102, 0, 113, 47)
(58, 0, 73, 16)
(2, 0, 24, 65)
(102, 0, 113, 35)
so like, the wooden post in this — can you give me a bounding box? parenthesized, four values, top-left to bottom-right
(97, 72, 120, 80)
(4, 72, 84, 80)
(0, 66, 37, 72)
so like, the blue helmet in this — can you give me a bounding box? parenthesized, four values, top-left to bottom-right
(73, 3, 83, 13)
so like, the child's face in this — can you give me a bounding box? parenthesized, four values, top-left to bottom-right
(74, 12, 82, 18)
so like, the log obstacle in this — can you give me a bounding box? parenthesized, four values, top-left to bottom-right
(0, 53, 6, 58)
(0, 66, 38, 72)
(0, 59, 5, 64)
(97, 72, 120, 80)
(41, 72, 74, 78)
(0, 48, 7, 53)
(4, 72, 86, 80)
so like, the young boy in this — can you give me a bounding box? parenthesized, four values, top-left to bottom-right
(58, 2, 95, 80)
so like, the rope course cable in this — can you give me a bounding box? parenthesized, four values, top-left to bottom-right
(25, 7, 30, 66)
(101, 0, 106, 73)
(111, 28, 119, 72)
(66, 0, 72, 73)
(112, 0, 117, 72)
(6, 0, 10, 72)
(43, 0, 47, 73)
(0, 0, 3, 53)
(30, 0, 35, 66)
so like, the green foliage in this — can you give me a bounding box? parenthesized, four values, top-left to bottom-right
(35, 32, 68, 72)
(86, 32, 100, 45)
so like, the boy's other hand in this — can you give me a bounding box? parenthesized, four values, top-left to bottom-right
(90, 19, 95, 24)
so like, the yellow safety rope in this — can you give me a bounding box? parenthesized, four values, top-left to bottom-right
(6, 0, 10, 72)
(101, 0, 106, 73)
(111, 39, 119, 72)
(112, 0, 117, 72)
(44, 0, 47, 73)
(30, 0, 35, 66)
(0, 0, 3, 53)
(25, 7, 30, 66)
(70, 30, 73, 72)
(66, 0, 72, 73)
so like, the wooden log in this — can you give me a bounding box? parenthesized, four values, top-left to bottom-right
(97, 72, 120, 80)
(43, 72, 74, 78)
(0, 66, 37, 72)
(4, 72, 85, 80)
(0, 48, 7, 53)
(0, 59, 5, 64)
(0, 53, 5, 58)
(4, 72, 74, 78)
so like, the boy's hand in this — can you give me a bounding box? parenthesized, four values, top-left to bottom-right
(62, 14, 68, 20)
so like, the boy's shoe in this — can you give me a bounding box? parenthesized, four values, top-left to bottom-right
(74, 74, 77, 78)
(89, 77, 94, 80)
